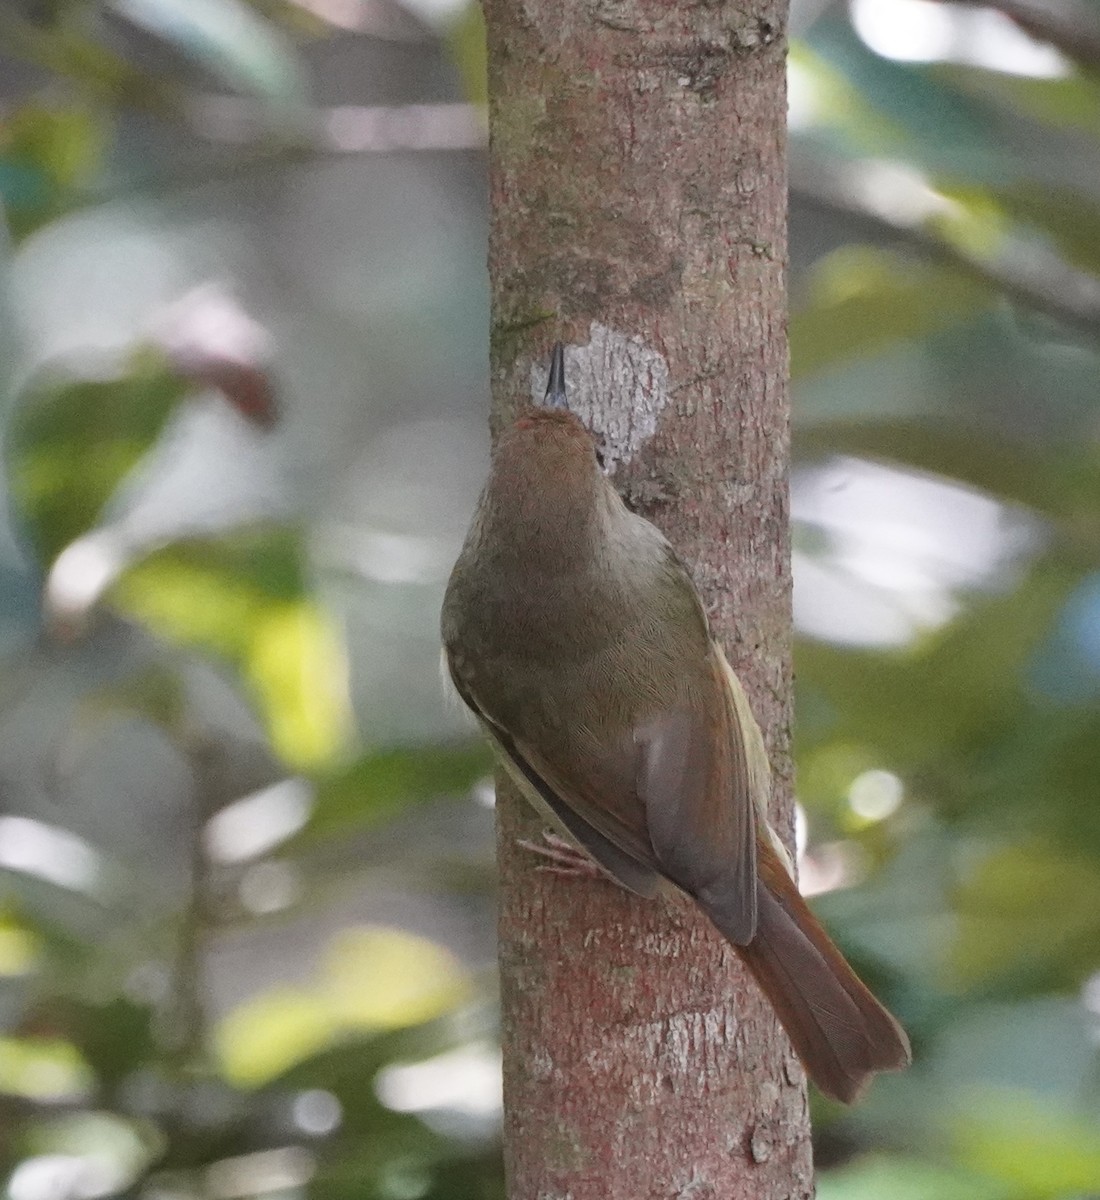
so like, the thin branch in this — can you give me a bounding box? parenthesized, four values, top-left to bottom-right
(158, 729, 215, 1074)
(191, 95, 487, 152)
(790, 149, 1100, 340)
(936, 0, 1100, 72)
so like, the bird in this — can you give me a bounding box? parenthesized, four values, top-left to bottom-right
(441, 341, 911, 1102)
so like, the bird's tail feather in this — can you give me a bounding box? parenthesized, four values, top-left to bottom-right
(708, 842, 911, 1103)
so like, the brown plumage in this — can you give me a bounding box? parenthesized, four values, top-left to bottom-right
(441, 347, 910, 1103)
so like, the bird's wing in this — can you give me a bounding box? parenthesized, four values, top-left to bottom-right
(634, 646, 759, 944)
(445, 655, 662, 897)
(444, 542, 764, 944)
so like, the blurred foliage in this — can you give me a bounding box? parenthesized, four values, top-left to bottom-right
(0, 1, 1099, 1200)
(444, 3, 488, 106)
(0, 1, 497, 1197)
(300, 742, 491, 844)
(217, 926, 472, 1086)
(8, 354, 186, 563)
(788, 3, 1100, 1195)
(0, 100, 107, 238)
(115, 532, 353, 767)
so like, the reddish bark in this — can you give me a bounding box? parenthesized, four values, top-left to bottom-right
(484, 2, 803, 1196)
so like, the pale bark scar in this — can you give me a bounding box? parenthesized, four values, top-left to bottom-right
(529, 321, 670, 472)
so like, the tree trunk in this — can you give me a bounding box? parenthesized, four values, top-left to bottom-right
(484, 2, 803, 1197)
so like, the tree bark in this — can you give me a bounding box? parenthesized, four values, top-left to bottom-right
(485, 2, 803, 1197)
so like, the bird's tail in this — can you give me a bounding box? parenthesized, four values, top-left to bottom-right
(710, 841, 911, 1103)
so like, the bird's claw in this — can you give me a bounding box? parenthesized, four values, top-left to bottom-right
(516, 831, 604, 879)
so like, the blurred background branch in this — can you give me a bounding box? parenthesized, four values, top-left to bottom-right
(790, 149, 1100, 338)
(935, 0, 1100, 73)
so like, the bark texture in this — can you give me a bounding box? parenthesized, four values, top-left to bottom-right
(485, 2, 803, 1196)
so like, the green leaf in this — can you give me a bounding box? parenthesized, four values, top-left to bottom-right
(950, 840, 1100, 990)
(927, 997, 1098, 1106)
(788, 41, 912, 156)
(444, 3, 487, 106)
(0, 1035, 93, 1101)
(303, 741, 492, 843)
(940, 63, 1100, 139)
(22, 1111, 158, 1191)
(112, 529, 353, 768)
(215, 926, 470, 1086)
(0, 102, 107, 237)
(62, 997, 159, 1092)
(792, 248, 991, 381)
(794, 420, 1064, 518)
(0, 913, 39, 977)
(7, 358, 186, 565)
(794, 568, 1069, 772)
(215, 985, 339, 1087)
(803, 19, 1006, 178)
(990, 183, 1100, 278)
(953, 1088, 1100, 1196)
(818, 1155, 1012, 1200)
(8, 102, 105, 191)
(82, 665, 189, 735)
(321, 927, 471, 1033)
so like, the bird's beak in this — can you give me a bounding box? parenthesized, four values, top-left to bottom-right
(543, 342, 568, 410)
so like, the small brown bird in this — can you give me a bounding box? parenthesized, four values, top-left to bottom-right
(442, 343, 910, 1102)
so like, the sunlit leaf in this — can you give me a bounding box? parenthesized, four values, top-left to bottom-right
(952, 1088, 1100, 1196)
(788, 42, 907, 150)
(216, 986, 337, 1087)
(321, 927, 470, 1033)
(112, 529, 354, 768)
(216, 927, 469, 1088)
(0, 1036, 93, 1101)
(112, 532, 299, 659)
(798, 740, 886, 821)
(248, 601, 351, 767)
(21, 1110, 159, 1190)
(0, 916, 39, 976)
(927, 186, 1009, 260)
(818, 1155, 1011, 1200)
(941, 65, 1100, 139)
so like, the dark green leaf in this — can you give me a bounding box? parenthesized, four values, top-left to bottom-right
(7, 358, 186, 565)
(303, 742, 493, 843)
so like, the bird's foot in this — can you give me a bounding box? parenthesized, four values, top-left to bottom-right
(517, 831, 604, 879)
